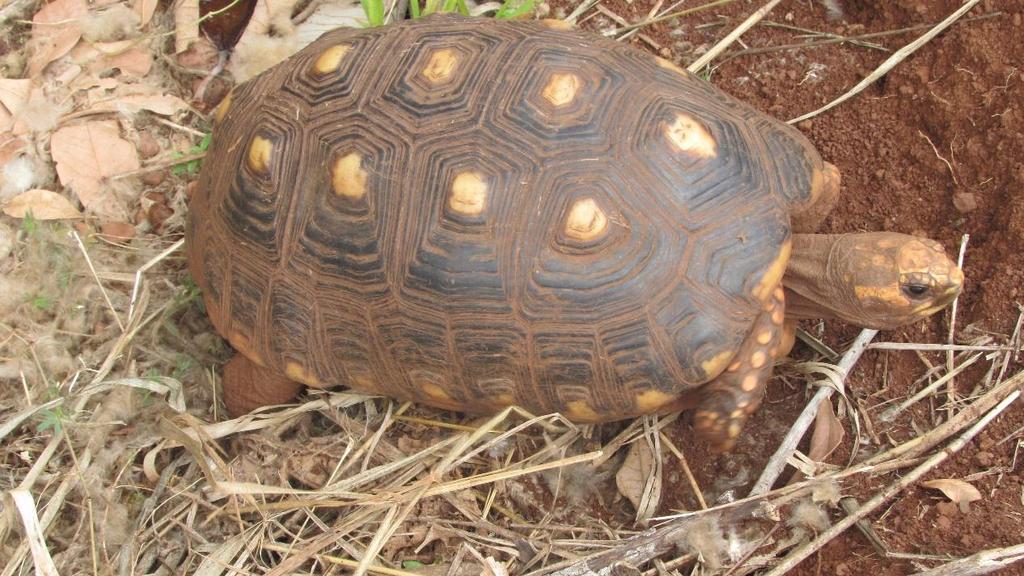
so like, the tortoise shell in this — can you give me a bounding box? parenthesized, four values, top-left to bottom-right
(186, 14, 827, 423)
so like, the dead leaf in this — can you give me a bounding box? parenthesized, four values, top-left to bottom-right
(132, 0, 158, 27)
(50, 121, 139, 220)
(71, 40, 153, 77)
(615, 437, 661, 523)
(809, 399, 845, 462)
(923, 478, 982, 513)
(0, 79, 33, 116)
(88, 93, 189, 116)
(28, 0, 89, 77)
(4, 189, 82, 219)
(174, 0, 200, 53)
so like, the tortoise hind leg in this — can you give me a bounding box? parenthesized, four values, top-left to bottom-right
(693, 288, 785, 452)
(221, 354, 304, 416)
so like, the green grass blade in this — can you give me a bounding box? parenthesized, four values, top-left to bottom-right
(495, 0, 533, 19)
(360, 0, 385, 26)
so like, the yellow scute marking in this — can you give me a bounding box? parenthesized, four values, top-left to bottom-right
(542, 72, 580, 107)
(227, 331, 265, 367)
(540, 19, 574, 30)
(449, 171, 489, 216)
(331, 152, 368, 200)
(701, 350, 733, 378)
(664, 113, 716, 159)
(655, 56, 688, 76)
(564, 198, 608, 241)
(494, 393, 515, 406)
(753, 240, 792, 303)
(421, 48, 458, 84)
(247, 135, 273, 174)
(214, 90, 233, 124)
(422, 382, 453, 401)
(741, 373, 759, 392)
(311, 44, 351, 75)
(566, 400, 600, 422)
(635, 389, 675, 412)
(285, 362, 323, 387)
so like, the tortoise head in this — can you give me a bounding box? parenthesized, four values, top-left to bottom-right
(786, 232, 963, 330)
(831, 233, 963, 329)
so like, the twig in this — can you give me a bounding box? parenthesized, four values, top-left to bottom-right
(607, 0, 735, 36)
(946, 234, 970, 415)
(749, 329, 877, 496)
(789, 0, 985, 124)
(996, 306, 1024, 384)
(865, 370, 1024, 466)
(879, 353, 983, 423)
(764, 389, 1020, 575)
(912, 542, 1024, 576)
(111, 152, 207, 180)
(687, 0, 784, 73)
(868, 343, 1013, 352)
(72, 230, 126, 333)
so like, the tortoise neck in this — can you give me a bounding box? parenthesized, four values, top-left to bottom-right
(781, 234, 852, 321)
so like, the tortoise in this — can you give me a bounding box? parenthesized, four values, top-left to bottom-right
(185, 14, 963, 450)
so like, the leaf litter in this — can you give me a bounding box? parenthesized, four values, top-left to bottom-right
(0, 1, 1022, 575)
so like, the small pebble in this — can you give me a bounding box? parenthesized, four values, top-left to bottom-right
(952, 192, 978, 213)
(141, 169, 167, 187)
(100, 221, 136, 239)
(137, 131, 161, 159)
(975, 451, 994, 467)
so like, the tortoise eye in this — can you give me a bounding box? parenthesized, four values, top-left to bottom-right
(902, 283, 930, 298)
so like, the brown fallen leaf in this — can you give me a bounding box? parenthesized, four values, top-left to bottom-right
(615, 437, 661, 523)
(174, 0, 200, 53)
(72, 40, 153, 77)
(28, 0, 89, 77)
(809, 398, 845, 462)
(88, 92, 189, 116)
(922, 478, 982, 513)
(132, 0, 158, 27)
(3, 189, 82, 219)
(0, 79, 33, 116)
(50, 121, 139, 220)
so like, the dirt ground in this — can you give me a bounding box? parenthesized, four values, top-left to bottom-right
(2, 0, 1023, 574)
(547, 0, 1024, 573)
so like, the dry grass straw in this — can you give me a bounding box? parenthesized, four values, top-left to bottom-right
(686, 0, 784, 73)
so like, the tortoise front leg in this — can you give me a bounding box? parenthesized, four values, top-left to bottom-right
(693, 287, 785, 452)
(221, 354, 304, 416)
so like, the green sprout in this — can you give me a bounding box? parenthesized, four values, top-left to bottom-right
(37, 405, 67, 433)
(171, 133, 213, 176)
(30, 293, 53, 311)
